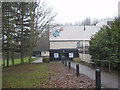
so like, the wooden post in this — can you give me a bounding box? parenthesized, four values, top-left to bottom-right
(62, 61, 64, 64)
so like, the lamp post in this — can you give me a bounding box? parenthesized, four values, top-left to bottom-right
(84, 40, 86, 62)
(83, 24, 86, 62)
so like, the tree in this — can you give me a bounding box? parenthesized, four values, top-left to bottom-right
(28, 1, 56, 62)
(17, 2, 31, 63)
(92, 18, 99, 25)
(2, 2, 12, 67)
(2, 1, 56, 66)
(2, 2, 31, 66)
(82, 17, 91, 25)
(89, 18, 120, 70)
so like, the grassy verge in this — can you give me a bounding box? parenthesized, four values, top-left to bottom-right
(2, 57, 39, 67)
(2, 63, 52, 88)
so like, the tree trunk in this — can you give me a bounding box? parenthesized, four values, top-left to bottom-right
(29, 3, 35, 63)
(2, 52, 6, 67)
(11, 51, 14, 65)
(6, 40, 9, 67)
(21, 13, 24, 64)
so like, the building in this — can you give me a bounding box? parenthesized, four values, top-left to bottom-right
(49, 49, 79, 61)
(41, 50, 49, 57)
(118, 1, 120, 20)
(32, 50, 49, 57)
(49, 19, 113, 62)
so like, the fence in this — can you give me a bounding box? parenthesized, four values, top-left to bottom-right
(79, 53, 120, 72)
(91, 59, 120, 72)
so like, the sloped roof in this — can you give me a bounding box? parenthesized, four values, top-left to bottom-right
(50, 25, 100, 41)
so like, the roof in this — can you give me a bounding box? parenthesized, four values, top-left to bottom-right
(33, 50, 49, 52)
(49, 48, 78, 51)
(49, 25, 100, 41)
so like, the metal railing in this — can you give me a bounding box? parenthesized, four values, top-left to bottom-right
(91, 59, 120, 72)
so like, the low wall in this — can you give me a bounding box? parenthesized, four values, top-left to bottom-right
(79, 53, 91, 63)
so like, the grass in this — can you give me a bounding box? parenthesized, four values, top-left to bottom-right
(2, 57, 39, 67)
(2, 63, 52, 88)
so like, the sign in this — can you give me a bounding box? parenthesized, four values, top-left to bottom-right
(69, 53, 74, 58)
(53, 30, 59, 37)
(54, 53, 59, 58)
(53, 28, 63, 37)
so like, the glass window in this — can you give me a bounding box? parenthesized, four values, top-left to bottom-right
(54, 53, 59, 58)
(69, 53, 74, 58)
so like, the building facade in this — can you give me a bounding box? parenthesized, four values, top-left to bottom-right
(49, 20, 113, 62)
(49, 49, 79, 61)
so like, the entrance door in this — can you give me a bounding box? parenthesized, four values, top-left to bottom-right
(61, 53, 68, 60)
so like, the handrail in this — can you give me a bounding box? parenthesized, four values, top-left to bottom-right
(91, 59, 120, 63)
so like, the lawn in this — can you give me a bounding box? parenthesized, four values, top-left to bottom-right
(2, 63, 52, 88)
(2, 57, 39, 67)
(2, 62, 95, 88)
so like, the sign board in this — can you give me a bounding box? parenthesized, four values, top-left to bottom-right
(53, 30, 59, 37)
(54, 53, 59, 58)
(69, 53, 74, 58)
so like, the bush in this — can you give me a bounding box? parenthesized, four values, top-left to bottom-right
(43, 57, 49, 63)
(73, 58, 83, 63)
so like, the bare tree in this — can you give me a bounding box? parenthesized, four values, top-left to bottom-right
(28, 1, 56, 62)
(82, 17, 91, 25)
(92, 18, 99, 25)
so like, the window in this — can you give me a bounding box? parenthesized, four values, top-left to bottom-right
(69, 53, 74, 58)
(54, 53, 59, 58)
(107, 21, 113, 25)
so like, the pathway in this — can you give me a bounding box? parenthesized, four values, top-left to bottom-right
(69, 61, 118, 88)
(32, 57, 43, 63)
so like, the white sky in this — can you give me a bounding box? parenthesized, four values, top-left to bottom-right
(45, 0, 120, 24)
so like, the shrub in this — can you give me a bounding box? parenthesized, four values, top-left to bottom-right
(43, 57, 49, 63)
(73, 58, 82, 63)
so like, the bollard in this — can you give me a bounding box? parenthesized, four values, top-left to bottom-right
(63, 61, 64, 64)
(76, 64, 79, 76)
(109, 61, 111, 72)
(96, 69, 101, 89)
(65, 61, 67, 66)
(68, 62, 71, 69)
(118, 71, 120, 89)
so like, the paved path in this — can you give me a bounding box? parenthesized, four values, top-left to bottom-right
(32, 57, 43, 63)
(69, 61, 118, 88)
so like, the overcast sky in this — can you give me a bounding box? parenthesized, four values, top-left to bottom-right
(45, 0, 120, 24)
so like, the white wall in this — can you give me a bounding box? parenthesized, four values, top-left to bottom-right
(41, 51, 49, 57)
(79, 53, 91, 63)
(50, 41, 77, 49)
